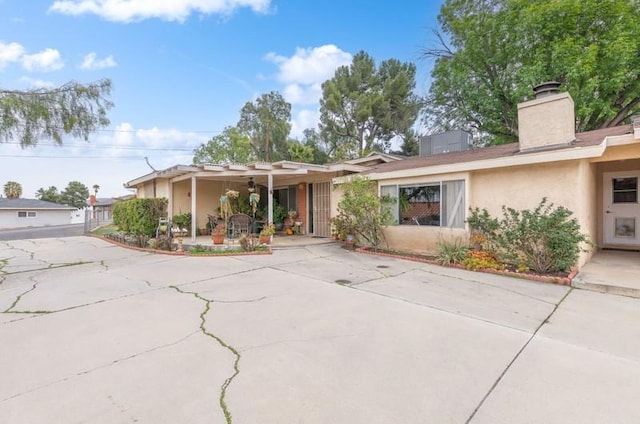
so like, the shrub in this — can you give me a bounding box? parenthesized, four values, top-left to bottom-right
(333, 176, 394, 250)
(113, 198, 168, 238)
(436, 236, 470, 265)
(239, 234, 260, 252)
(467, 198, 590, 273)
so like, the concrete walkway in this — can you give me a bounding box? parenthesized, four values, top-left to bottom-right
(1, 237, 639, 423)
(573, 250, 640, 298)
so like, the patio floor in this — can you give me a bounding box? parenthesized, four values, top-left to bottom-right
(184, 233, 335, 250)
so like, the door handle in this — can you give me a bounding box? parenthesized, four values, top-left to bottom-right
(606, 210, 611, 214)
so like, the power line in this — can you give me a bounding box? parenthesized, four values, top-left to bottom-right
(0, 154, 175, 159)
(0, 141, 195, 151)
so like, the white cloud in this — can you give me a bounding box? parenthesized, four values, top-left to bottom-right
(283, 82, 323, 105)
(0, 41, 25, 69)
(19, 76, 56, 89)
(266, 44, 352, 85)
(290, 108, 320, 139)
(49, 0, 272, 23)
(80, 52, 117, 70)
(265, 44, 352, 106)
(22, 48, 64, 72)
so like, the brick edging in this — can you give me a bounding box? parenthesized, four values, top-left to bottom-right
(355, 247, 575, 286)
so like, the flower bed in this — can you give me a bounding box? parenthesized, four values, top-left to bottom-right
(355, 246, 575, 286)
(96, 234, 272, 257)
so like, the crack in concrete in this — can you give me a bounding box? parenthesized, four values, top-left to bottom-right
(3, 276, 40, 313)
(0, 330, 199, 403)
(465, 287, 574, 423)
(0, 261, 94, 276)
(170, 285, 263, 424)
(2, 285, 164, 319)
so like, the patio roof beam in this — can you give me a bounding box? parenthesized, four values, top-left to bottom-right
(171, 169, 309, 183)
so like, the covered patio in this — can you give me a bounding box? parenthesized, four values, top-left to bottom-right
(124, 160, 376, 243)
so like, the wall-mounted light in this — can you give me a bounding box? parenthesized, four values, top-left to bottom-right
(247, 177, 255, 192)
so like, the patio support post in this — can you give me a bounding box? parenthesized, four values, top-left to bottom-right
(191, 176, 197, 243)
(268, 173, 273, 224)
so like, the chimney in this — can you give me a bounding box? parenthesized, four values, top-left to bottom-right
(633, 114, 640, 139)
(517, 81, 575, 152)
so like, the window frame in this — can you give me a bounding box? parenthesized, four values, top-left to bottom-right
(380, 179, 465, 229)
(17, 211, 37, 218)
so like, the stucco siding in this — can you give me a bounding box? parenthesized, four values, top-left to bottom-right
(383, 225, 468, 255)
(470, 161, 583, 216)
(575, 159, 598, 267)
(471, 160, 596, 268)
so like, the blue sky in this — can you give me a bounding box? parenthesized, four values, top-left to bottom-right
(1, 0, 443, 198)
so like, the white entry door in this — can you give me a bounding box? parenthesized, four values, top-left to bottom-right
(603, 171, 640, 247)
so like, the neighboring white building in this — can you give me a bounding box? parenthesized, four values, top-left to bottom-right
(0, 199, 76, 229)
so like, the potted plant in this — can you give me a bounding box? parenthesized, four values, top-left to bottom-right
(273, 202, 287, 230)
(285, 210, 297, 235)
(212, 222, 226, 245)
(172, 212, 191, 235)
(259, 222, 275, 244)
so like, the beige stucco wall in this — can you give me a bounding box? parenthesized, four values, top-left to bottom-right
(471, 160, 597, 267)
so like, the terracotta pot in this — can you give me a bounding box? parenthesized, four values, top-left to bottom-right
(212, 234, 225, 245)
(259, 235, 271, 244)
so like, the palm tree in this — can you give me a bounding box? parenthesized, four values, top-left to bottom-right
(92, 184, 100, 196)
(3, 181, 22, 199)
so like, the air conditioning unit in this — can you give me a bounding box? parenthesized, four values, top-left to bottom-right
(419, 130, 472, 157)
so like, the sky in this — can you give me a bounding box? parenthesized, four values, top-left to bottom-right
(0, 0, 444, 199)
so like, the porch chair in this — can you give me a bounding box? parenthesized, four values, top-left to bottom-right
(228, 213, 252, 239)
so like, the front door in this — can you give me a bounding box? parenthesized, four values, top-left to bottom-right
(603, 171, 640, 247)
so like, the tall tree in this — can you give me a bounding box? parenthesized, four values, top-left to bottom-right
(3, 181, 22, 199)
(287, 140, 314, 163)
(300, 128, 330, 164)
(0, 79, 113, 147)
(237, 91, 291, 162)
(60, 181, 89, 209)
(424, 0, 640, 144)
(35, 186, 62, 203)
(319, 51, 422, 159)
(192, 126, 254, 164)
(92, 184, 100, 196)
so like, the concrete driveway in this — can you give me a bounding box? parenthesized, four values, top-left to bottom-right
(1, 237, 639, 424)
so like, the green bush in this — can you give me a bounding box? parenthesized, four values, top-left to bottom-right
(334, 176, 394, 250)
(113, 198, 168, 237)
(436, 236, 470, 265)
(467, 198, 590, 273)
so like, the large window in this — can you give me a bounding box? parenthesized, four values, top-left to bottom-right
(381, 180, 465, 228)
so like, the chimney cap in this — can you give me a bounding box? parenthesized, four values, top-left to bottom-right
(533, 81, 562, 98)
